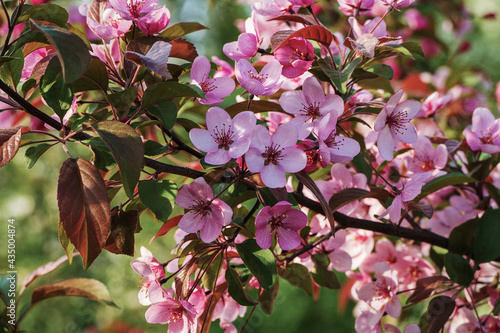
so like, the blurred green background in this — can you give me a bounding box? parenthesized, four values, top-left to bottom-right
(2, 0, 500, 332)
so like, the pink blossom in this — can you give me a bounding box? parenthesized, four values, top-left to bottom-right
(374, 89, 420, 161)
(91, 39, 121, 70)
(349, 17, 388, 39)
(322, 229, 352, 271)
(315, 164, 367, 215)
(235, 59, 283, 96)
(340, 230, 374, 269)
(212, 56, 234, 78)
(383, 324, 421, 333)
(189, 107, 256, 165)
(213, 292, 246, 332)
(279, 77, 344, 139)
(137, 6, 171, 35)
(86, 3, 132, 39)
(126, 41, 172, 79)
(190, 56, 235, 106)
(130, 247, 166, 305)
(223, 33, 259, 61)
(246, 123, 307, 188)
(175, 178, 233, 243)
(405, 135, 447, 175)
(463, 107, 500, 154)
(251, 0, 294, 17)
(417, 91, 453, 118)
(288, 0, 315, 6)
(379, 172, 431, 224)
(380, 0, 416, 9)
(145, 287, 198, 333)
(425, 206, 467, 237)
(404, 9, 428, 31)
(21, 48, 50, 81)
(316, 113, 361, 164)
(109, 0, 158, 21)
(337, 0, 375, 16)
(358, 262, 401, 320)
(255, 201, 307, 250)
(274, 37, 315, 78)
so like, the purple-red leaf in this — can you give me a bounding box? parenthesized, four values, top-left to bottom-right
(267, 14, 316, 26)
(105, 209, 139, 256)
(407, 276, 450, 304)
(57, 158, 111, 269)
(31, 278, 117, 308)
(149, 215, 181, 244)
(0, 126, 30, 167)
(272, 26, 333, 53)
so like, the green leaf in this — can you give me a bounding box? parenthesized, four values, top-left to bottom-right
(72, 57, 109, 92)
(144, 140, 168, 156)
(17, 4, 68, 27)
(106, 87, 138, 119)
(485, 182, 500, 207)
(448, 218, 478, 256)
(352, 153, 372, 180)
(310, 253, 340, 289)
(141, 82, 202, 111)
(444, 253, 474, 286)
(415, 173, 476, 201)
(58, 220, 75, 265)
(83, 137, 117, 171)
(259, 279, 279, 315)
(473, 208, 500, 263)
(200, 253, 223, 290)
(147, 100, 178, 130)
(401, 41, 425, 58)
(24, 143, 52, 169)
(318, 57, 361, 94)
(30, 20, 91, 83)
(0, 49, 24, 87)
(279, 263, 313, 296)
(158, 22, 209, 39)
(138, 180, 178, 222)
(226, 266, 258, 306)
(363, 64, 394, 80)
(40, 58, 74, 120)
(92, 121, 144, 199)
(493, 297, 500, 316)
(374, 44, 415, 60)
(236, 239, 277, 290)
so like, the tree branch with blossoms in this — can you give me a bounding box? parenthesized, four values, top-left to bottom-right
(2, 0, 500, 332)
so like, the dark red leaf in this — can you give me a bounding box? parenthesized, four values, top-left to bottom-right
(149, 215, 182, 244)
(407, 276, 450, 304)
(267, 14, 315, 26)
(57, 158, 111, 269)
(169, 38, 198, 62)
(31, 278, 117, 308)
(426, 296, 456, 333)
(105, 209, 139, 256)
(0, 126, 30, 167)
(272, 26, 333, 53)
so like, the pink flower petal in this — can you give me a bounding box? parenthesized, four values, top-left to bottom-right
(272, 123, 298, 148)
(205, 149, 231, 165)
(199, 218, 222, 243)
(191, 55, 211, 83)
(245, 148, 265, 173)
(190, 128, 219, 153)
(279, 91, 307, 115)
(261, 163, 287, 188)
(277, 228, 301, 250)
(279, 147, 307, 173)
(377, 126, 396, 161)
(178, 212, 203, 233)
(206, 107, 232, 132)
(302, 77, 325, 105)
(232, 111, 256, 139)
(255, 226, 273, 249)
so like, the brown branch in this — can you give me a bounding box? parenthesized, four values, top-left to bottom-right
(292, 191, 450, 250)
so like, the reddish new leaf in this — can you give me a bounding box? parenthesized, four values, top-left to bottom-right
(329, 188, 369, 213)
(272, 26, 333, 53)
(169, 38, 198, 62)
(20, 253, 78, 296)
(31, 278, 117, 308)
(175, 257, 199, 301)
(226, 100, 285, 117)
(149, 215, 182, 244)
(268, 14, 316, 26)
(57, 158, 111, 269)
(426, 296, 455, 333)
(200, 282, 227, 333)
(0, 126, 30, 167)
